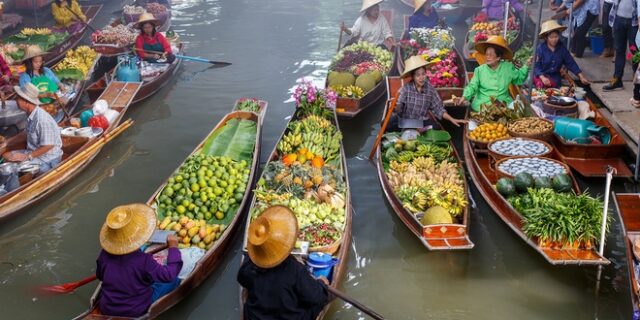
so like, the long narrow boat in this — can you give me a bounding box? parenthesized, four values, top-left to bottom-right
(86, 43, 184, 105)
(0, 81, 141, 221)
(330, 9, 398, 118)
(397, 15, 469, 116)
(376, 76, 473, 250)
(46, 5, 102, 67)
(462, 114, 610, 265)
(75, 99, 268, 319)
(462, 10, 523, 62)
(613, 193, 640, 316)
(239, 104, 352, 319)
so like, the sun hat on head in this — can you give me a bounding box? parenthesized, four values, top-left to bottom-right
(538, 20, 567, 39)
(135, 12, 160, 28)
(247, 205, 298, 269)
(99, 204, 157, 255)
(414, 0, 428, 13)
(14, 83, 41, 106)
(21, 45, 48, 61)
(361, 0, 383, 12)
(401, 55, 434, 78)
(474, 35, 513, 61)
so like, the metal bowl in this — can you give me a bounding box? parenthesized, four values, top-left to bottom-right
(61, 127, 77, 136)
(0, 162, 17, 175)
(76, 127, 93, 137)
(548, 96, 576, 106)
(91, 127, 104, 137)
(18, 162, 40, 175)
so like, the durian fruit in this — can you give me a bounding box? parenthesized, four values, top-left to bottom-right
(420, 206, 453, 225)
(328, 72, 356, 87)
(367, 70, 383, 83)
(355, 73, 376, 93)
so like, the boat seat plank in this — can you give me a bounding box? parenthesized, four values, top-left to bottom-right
(560, 157, 632, 178)
(617, 194, 640, 232)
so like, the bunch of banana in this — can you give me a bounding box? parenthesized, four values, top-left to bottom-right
(277, 132, 303, 155)
(21, 27, 52, 36)
(54, 46, 98, 77)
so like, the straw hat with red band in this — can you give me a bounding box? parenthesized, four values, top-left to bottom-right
(474, 35, 513, 62)
(247, 206, 298, 269)
(100, 204, 157, 255)
(361, 0, 383, 12)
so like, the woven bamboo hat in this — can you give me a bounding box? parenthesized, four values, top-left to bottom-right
(99, 204, 157, 255)
(414, 0, 429, 13)
(475, 35, 513, 61)
(21, 45, 48, 61)
(539, 20, 567, 38)
(247, 206, 298, 269)
(14, 83, 41, 106)
(402, 55, 434, 77)
(361, 0, 383, 12)
(135, 12, 159, 27)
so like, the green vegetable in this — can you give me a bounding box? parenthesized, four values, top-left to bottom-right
(534, 176, 552, 189)
(201, 118, 257, 162)
(496, 177, 516, 197)
(552, 174, 572, 193)
(514, 172, 534, 193)
(54, 68, 85, 80)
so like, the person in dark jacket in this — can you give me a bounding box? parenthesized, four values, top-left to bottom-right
(238, 206, 331, 320)
(534, 20, 589, 88)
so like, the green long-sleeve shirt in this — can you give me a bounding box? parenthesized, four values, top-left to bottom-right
(463, 61, 529, 112)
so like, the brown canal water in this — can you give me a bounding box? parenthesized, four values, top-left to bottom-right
(0, 0, 637, 319)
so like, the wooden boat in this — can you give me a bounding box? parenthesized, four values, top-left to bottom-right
(123, 1, 172, 33)
(462, 112, 610, 265)
(86, 43, 184, 105)
(74, 99, 268, 319)
(462, 10, 523, 63)
(239, 106, 352, 319)
(376, 76, 473, 250)
(613, 193, 640, 316)
(45, 5, 102, 67)
(397, 15, 469, 116)
(330, 9, 398, 118)
(91, 19, 136, 57)
(397, 0, 481, 26)
(0, 81, 141, 221)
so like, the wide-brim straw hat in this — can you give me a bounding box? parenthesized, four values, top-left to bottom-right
(475, 35, 513, 61)
(401, 55, 434, 77)
(14, 83, 41, 106)
(361, 0, 383, 12)
(99, 204, 157, 255)
(21, 45, 48, 61)
(414, 0, 428, 13)
(135, 12, 160, 28)
(247, 205, 298, 269)
(539, 20, 567, 39)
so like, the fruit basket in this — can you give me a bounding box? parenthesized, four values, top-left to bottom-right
(507, 117, 554, 142)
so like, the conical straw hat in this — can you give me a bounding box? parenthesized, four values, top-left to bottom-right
(402, 55, 434, 78)
(361, 0, 383, 12)
(414, 0, 427, 13)
(135, 12, 160, 27)
(99, 204, 157, 255)
(21, 45, 48, 61)
(474, 35, 513, 61)
(247, 206, 298, 269)
(538, 20, 567, 38)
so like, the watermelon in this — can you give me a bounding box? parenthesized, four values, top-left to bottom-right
(552, 174, 573, 192)
(514, 172, 534, 193)
(496, 178, 516, 197)
(534, 177, 552, 189)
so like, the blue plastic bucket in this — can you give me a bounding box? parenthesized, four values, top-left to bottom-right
(590, 35, 604, 55)
(80, 110, 94, 127)
(306, 252, 338, 281)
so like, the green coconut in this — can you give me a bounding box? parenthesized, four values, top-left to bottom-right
(420, 206, 453, 225)
(355, 73, 376, 93)
(328, 72, 356, 87)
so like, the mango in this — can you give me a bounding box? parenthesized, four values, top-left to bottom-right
(192, 235, 201, 244)
(199, 226, 207, 238)
(172, 223, 182, 232)
(178, 229, 188, 237)
(188, 226, 200, 237)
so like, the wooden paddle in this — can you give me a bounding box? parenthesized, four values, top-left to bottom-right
(63, 6, 97, 33)
(40, 245, 168, 294)
(132, 48, 232, 66)
(325, 285, 385, 320)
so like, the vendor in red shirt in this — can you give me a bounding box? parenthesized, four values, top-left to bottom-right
(135, 13, 175, 63)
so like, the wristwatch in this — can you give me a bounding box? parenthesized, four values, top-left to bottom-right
(27, 154, 33, 161)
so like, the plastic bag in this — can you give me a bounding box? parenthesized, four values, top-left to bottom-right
(401, 129, 419, 141)
(92, 99, 109, 115)
(104, 109, 119, 124)
(178, 247, 205, 280)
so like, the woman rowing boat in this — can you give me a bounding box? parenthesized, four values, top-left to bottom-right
(454, 35, 530, 111)
(95, 204, 182, 317)
(340, 0, 395, 50)
(135, 13, 175, 63)
(238, 206, 331, 320)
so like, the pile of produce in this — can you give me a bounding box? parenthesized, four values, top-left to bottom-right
(53, 46, 98, 80)
(490, 138, 549, 156)
(382, 131, 467, 223)
(470, 97, 527, 124)
(507, 117, 552, 136)
(251, 81, 346, 250)
(513, 42, 533, 67)
(3, 30, 68, 61)
(19, 27, 51, 36)
(157, 216, 227, 250)
(235, 98, 261, 112)
(468, 122, 509, 143)
(91, 24, 138, 46)
(123, 5, 146, 14)
(497, 157, 567, 178)
(496, 172, 572, 197)
(155, 117, 257, 249)
(467, 15, 519, 51)
(146, 2, 168, 15)
(327, 41, 391, 97)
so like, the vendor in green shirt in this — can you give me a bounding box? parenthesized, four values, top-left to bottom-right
(454, 36, 531, 112)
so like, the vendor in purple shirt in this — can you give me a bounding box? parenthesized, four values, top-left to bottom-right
(482, 0, 523, 20)
(533, 20, 589, 88)
(96, 204, 182, 318)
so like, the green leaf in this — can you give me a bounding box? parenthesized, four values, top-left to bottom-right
(54, 68, 84, 80)
(200, 118, 257, 162)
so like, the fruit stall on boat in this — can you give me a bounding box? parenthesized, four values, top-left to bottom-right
(463, 10, 522, 62)
(91, 19, 139, 57)
(122, 2, 172, 33)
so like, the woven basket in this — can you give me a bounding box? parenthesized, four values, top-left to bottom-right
(507, 117, 554, 142)
(308, 236, 342, 255)
(487, 137, 554, 171)
(494, 156, 571, 180)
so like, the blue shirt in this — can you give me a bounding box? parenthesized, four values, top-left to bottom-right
(609, 0, 639, 27)
(565, 0, 599, 28)
(18, 67, 60, 88)
(407, 10, 440, 31)
(534, 42, 581, 87)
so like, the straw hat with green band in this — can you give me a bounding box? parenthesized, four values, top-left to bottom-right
(135, 12, 160, 27)
(247, 206, 298, 269)
(474, 35, 513, 61)
(402, 55, 435, 78)
(361, 0, 383, 12)
(100, 204, 157, 255)
(538, 20, 567, 38)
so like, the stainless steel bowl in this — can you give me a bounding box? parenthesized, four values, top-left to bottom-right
(0, 162, 17, 175)
(18, 162, 40, 175)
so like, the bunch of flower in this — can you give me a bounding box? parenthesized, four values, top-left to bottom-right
(292, 79, 337, 109)
(425, 51, 460, 88)
(409, 27, 455, 51)
(330, 85, 364, 99)
(398, 39, 421, 60)
(473, 32, 488, 43)
(419, 48, 451, 64)
(352, 61, 384, 75)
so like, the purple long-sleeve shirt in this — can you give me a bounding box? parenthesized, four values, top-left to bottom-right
(96, 248, 183, 317)
(482, 0, 524, 20)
